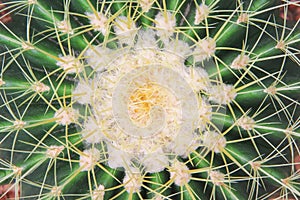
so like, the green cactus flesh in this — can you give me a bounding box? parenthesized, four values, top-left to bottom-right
(0, 0, 300, 199)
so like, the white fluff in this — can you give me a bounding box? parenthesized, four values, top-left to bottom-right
(81, 117, 104, 144)
(85, 46, 115, 71)
(123, 170, 143, 193)
(155, 11, 176, 41)
(201, 131, 226, 153)
(193, 37, 216, 62)
(56, 55, 83, 74)
(54, 107, 78, 126)
(231, 54, 250, 69)
(184, 67, 211, 92)
(194, 4, 210, 25)
(141, 149, 169, 173)
(208, 83, 236, 105)
(113, 16, 138, 45)
(79, 148, 101, 171)
(86, 12, 108, 35)
(169, 160, 191, 186)
(106, 143, 133, 169)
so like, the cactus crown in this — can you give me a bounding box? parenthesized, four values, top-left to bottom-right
(0, 0, 300, 199)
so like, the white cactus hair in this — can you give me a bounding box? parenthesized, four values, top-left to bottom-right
(0, 0, 300, 200)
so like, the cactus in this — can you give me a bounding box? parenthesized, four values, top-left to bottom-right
(0, 0, 300, 199)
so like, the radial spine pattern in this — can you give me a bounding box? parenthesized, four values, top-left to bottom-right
(0, 0, 300, 200)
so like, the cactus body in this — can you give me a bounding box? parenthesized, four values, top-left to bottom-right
(0, 0, 300, 199)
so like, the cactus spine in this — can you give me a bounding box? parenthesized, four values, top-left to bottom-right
(0, 0, 300, 199)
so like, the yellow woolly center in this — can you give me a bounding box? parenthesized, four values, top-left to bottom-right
(128, 83, 176, 127)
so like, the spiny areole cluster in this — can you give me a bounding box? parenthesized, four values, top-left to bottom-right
(71, 12, 236, 174)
